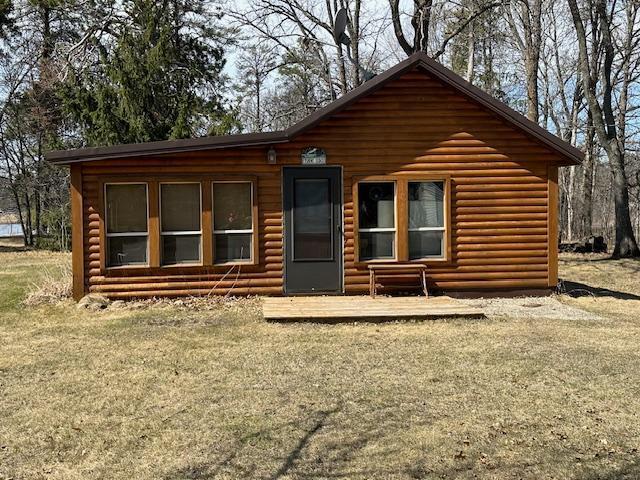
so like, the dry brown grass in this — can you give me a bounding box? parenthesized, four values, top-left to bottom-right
(22, 264, 73, 307)
(558, 253, 640, 322)
(0, 213, 19, 223)
(1, 251, 640, 479)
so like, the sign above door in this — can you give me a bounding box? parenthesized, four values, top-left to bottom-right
(301, 147, 326, 165)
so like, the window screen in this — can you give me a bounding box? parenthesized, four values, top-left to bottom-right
(105, 184, 148, 267)
(408, 181, 445, 259)
(213, 182, 253, 263)
(160, 183, 201, 265)
(358, 182, 395, 260)
(293, 179, 332, 260)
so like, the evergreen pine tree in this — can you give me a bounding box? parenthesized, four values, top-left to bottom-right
(62, 0, 235, 146)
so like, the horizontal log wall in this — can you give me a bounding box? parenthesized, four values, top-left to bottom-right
(287, 68, 560, 294)
(81, 154, 284, 297)
(80, 66, 561, 298)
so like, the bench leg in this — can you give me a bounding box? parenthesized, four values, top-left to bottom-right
(370, 270, 375, 298)
(422, 270, 429, 298)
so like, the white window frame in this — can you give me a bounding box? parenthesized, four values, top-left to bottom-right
(358, 180, 397, 260)
(212, 181, 255, 264)
(408, 181, 446, 260)
(104, 182, 149, 268)
(159, 182, 203, 265)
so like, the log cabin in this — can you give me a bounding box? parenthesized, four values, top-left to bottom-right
(47, 52, 583, 301)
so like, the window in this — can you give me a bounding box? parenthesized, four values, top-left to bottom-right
(408, 181, 445, 259)
(358, 182, 396, 260)
(355, 176, 448, 263)
(160, 183, 202, 265)
(213, 182, 254, 263)
(105, 183, 148, 267)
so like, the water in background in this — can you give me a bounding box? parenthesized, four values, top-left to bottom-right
(0, 223, 24, 237)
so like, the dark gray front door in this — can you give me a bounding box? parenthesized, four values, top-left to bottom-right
(283, 167, 342, 294)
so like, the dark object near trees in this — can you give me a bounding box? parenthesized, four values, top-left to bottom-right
(559, 236, 608, 254)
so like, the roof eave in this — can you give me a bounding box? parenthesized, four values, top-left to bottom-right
(46, 131, 288, 165)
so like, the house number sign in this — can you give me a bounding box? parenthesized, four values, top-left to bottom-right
(301, 147, 326, 165)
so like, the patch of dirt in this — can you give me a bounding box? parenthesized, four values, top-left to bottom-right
(461, 295, 602, 321)
(116, 295, 263, 326)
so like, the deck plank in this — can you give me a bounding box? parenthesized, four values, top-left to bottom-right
(262, 296, 485, 322)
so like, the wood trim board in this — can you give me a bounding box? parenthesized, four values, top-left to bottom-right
(547, 165, 559, 288)
(70, 164, 85, 300)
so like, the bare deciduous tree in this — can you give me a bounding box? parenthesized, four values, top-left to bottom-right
(568, 0, 640, 257)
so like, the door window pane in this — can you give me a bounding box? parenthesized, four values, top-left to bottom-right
(106, 184, 147, 233)
(360, 232, 395, 260)
(161, 183, 201, 232)
(409, 182, 444, 228)
(409, 231, 444, 259)
(358, 182, 395, 229)
(107, 236, 147, 266)
(293, 179, 332, 260)
(215, 233, 252, 263)
(214, 183, 252, 230)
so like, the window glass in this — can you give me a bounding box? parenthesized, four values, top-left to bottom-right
(107, 236, 147, 266)
(214, 183, 252, 230)
(160, 183, 201, 265)
(358, 182, 395, 229)
(409, 182, 444, 228)
(215, 233, 252, 263)
(106, 184, 147, 233)
(408, 181, 445, 259)
(358, 182, 395, 260)
(161, 183, 201, 232)
(409, 231, 443, 259)
(360, 232, 395, 260)
(105, 184, 148, 267)
(162, 235, 201, 264)
(213, 182, 253, 263)
(293, 179, 332, 260)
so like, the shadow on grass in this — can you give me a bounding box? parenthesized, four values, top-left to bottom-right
(578, 455, 640, 479)
(0, 244, 29, 253)
(562, 255, 640, 268)
(559, 280, 640, 300)
(163, 404, 408, 479)
(267, 406, 340, 480)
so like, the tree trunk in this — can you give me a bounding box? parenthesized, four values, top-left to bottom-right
(335, 44, 348, 94)
(578, 113, 595, 238)
(412, 0, 433, 52)
(349, 0, 362, 87)
(524, 56, 539, 122)
(566, 167, 574, 240)
(610, 149, 639, 257)
(465, 20, 475, 81)
(567, 0, 640, 257)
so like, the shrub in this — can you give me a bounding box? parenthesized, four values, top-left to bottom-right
(23, 264, 73, 306)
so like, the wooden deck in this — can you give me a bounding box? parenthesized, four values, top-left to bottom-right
(262, 296, 485, 323)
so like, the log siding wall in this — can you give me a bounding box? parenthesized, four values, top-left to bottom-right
(78, 67, 562, 298)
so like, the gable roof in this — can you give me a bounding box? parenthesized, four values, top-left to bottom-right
(46, 51, 583, 165)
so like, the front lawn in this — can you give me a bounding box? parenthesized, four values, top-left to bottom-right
(1, 249, 639, 479)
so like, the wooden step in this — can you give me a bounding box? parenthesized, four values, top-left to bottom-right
(262, 296, 485, 323)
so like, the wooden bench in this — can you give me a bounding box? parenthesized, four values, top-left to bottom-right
(368, 264, 429, 298)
